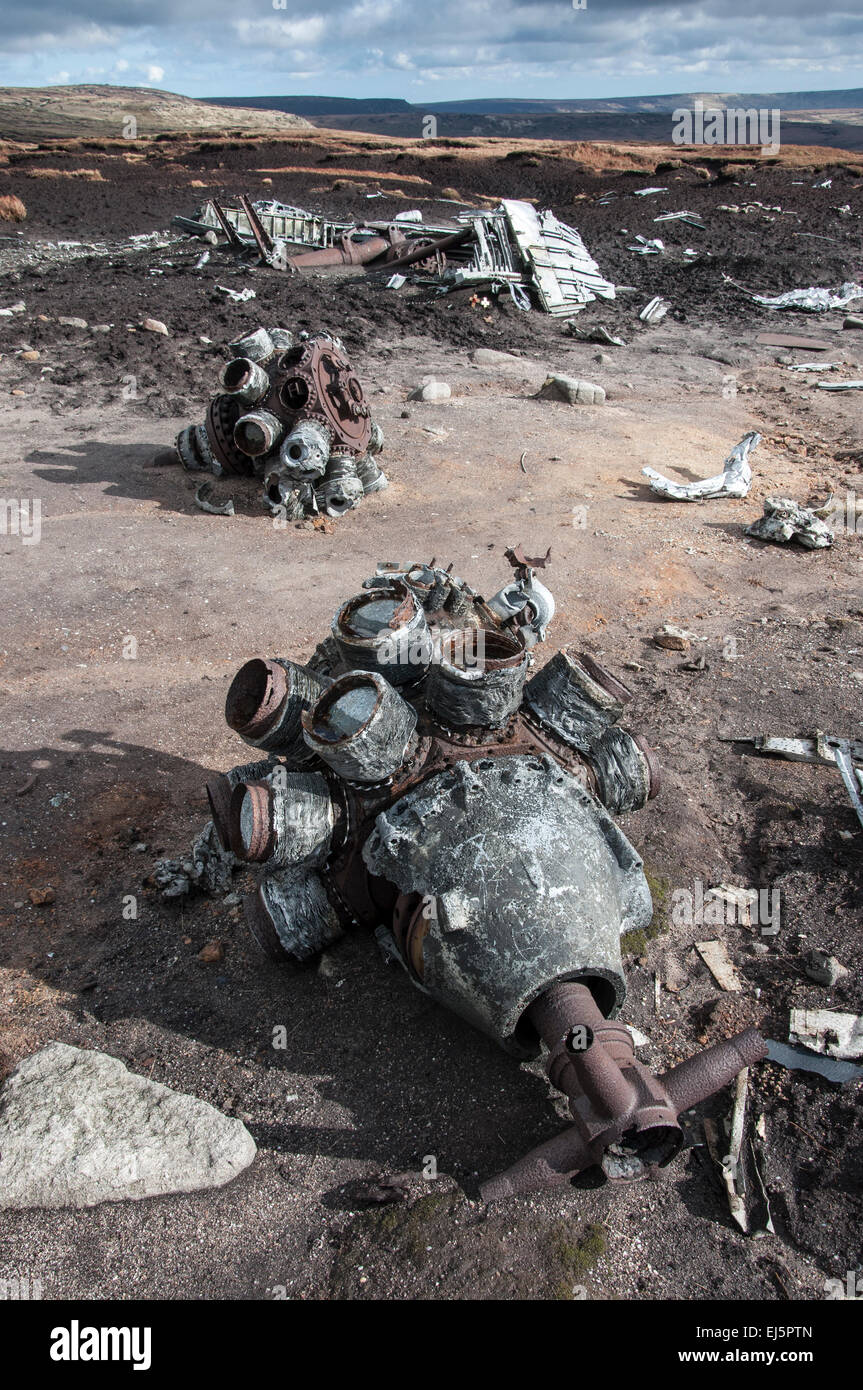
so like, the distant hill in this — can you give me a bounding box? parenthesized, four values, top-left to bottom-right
(208, 88, 863, 151)
(421, 88, 863, 114)
(211, 87, 863, 119)
(210, 95, 412, 115)
(0, 85, 312, 142)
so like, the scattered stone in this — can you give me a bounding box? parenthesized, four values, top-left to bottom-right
(197, 939, 225, 963)
(27, 886, 55, 905)
(804, 949, 849, 988)
(141, 318, 169, 336)
(653, 624, 692, 651)
(0, 1042, 256, 1209)
(537, 375, 605, 406)
(57, 316, 88, 329)
(408, 380, 451, 402)
(19, 350, 39, 362)
(843, 315, 863, 330)
(471, 348, 521, 367)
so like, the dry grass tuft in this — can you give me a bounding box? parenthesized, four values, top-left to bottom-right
(0, 193, 26, 221)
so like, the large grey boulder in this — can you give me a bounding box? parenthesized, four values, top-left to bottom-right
(0, 1042, 256, 1209)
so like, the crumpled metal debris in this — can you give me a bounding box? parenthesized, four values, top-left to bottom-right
(639, 296, 670, 324)
(175, 326, 387, 520)
(730, 731, 863, 832)
(216, 285, 256, 302)
(162, 555, 764, 1199)
(789, 1008, 863, 1061)
(194, 481, 235, 516)
(176, 194, 614, 317)
(728, 277, 863, 312)
(766, 1039, 862, 1084)
(566, 324, 626, 347)
(745, 496, 834, 548)
(653, 211, 707, 230)
(154, 821, 238, 897)
(817, 379, 863, 392)
(627, 236, 664, 255)
(642, 431, 759, 501)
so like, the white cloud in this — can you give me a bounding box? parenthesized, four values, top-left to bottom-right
(145, 63, 164, 82)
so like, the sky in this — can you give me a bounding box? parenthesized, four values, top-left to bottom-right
(1, 0, 862, 102)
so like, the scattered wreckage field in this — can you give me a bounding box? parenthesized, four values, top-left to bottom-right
(0, 137, 861, 1301)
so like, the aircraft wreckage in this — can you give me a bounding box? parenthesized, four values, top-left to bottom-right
(175, 326, 386, 519)
(174, 194, 616, 316)
(157, 553, 765, 1200)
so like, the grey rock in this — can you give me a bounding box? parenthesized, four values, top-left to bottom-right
(537, 375, 605, 406)
(471, 348, 521, 367)
(804, 949, 849, 988)
(57, 316, 88, 329)
(0, 1042, 256, 1209)
(408, 380, 451, 402)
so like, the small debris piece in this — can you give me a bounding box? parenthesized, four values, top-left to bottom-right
(194, 482, 235, 517)
(790, 1008, 863, 1060)
(817, 379, 863, 392)
(735, 732, 863, 831)
(537, 375, 605, 405)
(141, 318, 169, 336)
(745, 496, 834, 549)
(804, 949, 849, 988)
(654, 211, 706, 229)
(216, 285, 256, 302)
(844, 315, 863, 330)
(733, 279, 863, 312)
(706, 884, 757, 926)
(632, 187, 667, 196)
(154, 821, 238, 896)
(755, 333, 834, 350)
(765, 1038, 862, 1084)
(566, 325, 626, 347)
(628, 235, 665, 255)
(723, 1068, 750, 1233)
(784, 361, 839, 372)
(353, 1172, 413, 1205)
(696, 940, 743, 992)
(642, 430, 759, 502)
(639, 296, 671, 324)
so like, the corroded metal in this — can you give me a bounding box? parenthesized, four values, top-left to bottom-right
(189, 557, 760, 1200)
(481, 982, 767, 1201)
(175, 327, 386, 518)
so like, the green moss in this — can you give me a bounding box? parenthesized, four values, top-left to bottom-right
(329, 1192, 456, 1297)
(545, 1221, 607, 1299)
(621, 866, 670, 956)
